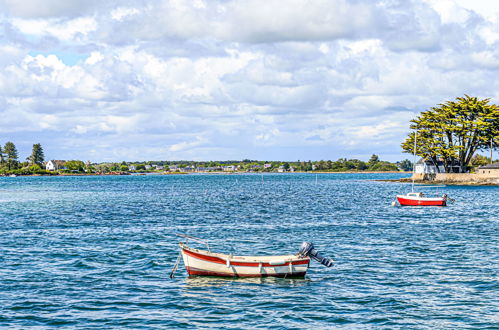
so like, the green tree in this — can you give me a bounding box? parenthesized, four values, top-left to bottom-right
(4, 141, 18, 170)
(0, 145, 4, 164)
(65, 160, 86, 172)
(368, 154, 379, 168)
(470, 154, 490, 169)
(398, 159, 413, 172)
(402, 95, 499, 173)
(353, 159, 368, 170)
(28, 143, 45, 165)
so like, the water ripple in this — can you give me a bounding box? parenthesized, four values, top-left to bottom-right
(0, 174, 497, 328)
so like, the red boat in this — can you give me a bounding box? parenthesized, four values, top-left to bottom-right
(395, 131, 451, 207)
(396, 192, 447, 206)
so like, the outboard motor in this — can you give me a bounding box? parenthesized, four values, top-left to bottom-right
(298, 242, 334, 267)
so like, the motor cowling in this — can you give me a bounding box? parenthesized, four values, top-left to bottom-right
(298, 242, 334, 267)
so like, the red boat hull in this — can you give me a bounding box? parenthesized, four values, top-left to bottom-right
(186, 266, 307, 278)
(396, 196, 446, 206)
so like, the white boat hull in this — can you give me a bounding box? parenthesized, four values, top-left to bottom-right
(180, 243, 310, 277)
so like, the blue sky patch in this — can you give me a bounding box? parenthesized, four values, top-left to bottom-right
(28, 51, 89, 66)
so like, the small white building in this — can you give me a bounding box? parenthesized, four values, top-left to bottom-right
(414, 159, 463, 174)
(46, 160, 66, 171)
(264, 163, 272, 169)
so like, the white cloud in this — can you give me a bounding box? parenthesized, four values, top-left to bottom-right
(0, 0, 102, 18)
(169, 136, 207, 152)
(110, 7, 140, 21)
(1, 0, 499, 162)
(11, 16, 97, 41)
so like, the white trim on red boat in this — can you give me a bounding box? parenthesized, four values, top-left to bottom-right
(179, 243, 310, 278)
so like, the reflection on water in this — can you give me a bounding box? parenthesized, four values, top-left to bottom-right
(184, 275, 312, 288)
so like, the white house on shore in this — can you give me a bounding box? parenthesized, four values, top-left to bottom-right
(46, 160, 66, 171)
(414, 159, 463, 174)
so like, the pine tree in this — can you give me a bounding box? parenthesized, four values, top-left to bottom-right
(28, 143, 45, 165)
(4, 141, 18, 170)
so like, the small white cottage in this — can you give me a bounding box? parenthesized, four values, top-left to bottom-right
(414, 159, 463, 174)
(45, 160, 66, 171)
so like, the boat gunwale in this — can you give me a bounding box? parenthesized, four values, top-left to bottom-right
(396, 194, 446, 202)
(179, 242, 310, 264)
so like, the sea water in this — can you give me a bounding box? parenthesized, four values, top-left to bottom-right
(0, 174, 497, 328)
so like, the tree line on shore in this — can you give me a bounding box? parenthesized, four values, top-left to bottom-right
(0, 141, 412, 175)
(116, 154, 405, 172)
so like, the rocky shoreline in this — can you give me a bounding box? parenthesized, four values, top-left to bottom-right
(378, 177, 499, 186)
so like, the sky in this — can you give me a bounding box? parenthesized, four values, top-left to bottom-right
(1, 0, 499, 162)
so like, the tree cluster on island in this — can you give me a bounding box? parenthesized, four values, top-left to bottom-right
(401, 95, 499, 173)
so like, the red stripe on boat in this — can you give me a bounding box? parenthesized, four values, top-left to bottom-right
(182, 248, 309, 267)
(186, 266, 307, 278)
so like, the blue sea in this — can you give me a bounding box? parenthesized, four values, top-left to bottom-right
(0, 173, 497, 328)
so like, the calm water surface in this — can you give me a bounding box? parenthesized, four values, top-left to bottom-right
(0, 174, 497, 328)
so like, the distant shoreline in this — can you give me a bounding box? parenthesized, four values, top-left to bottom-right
(1, 170, 408, 177)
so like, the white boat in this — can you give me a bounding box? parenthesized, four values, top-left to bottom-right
(179, 242, 310, 277)
(170, 235, 333, 278)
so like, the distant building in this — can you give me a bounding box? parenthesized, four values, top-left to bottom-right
(223, 165, 237, 171)
(477, 162, 499, 176)
(145, 165, 152, 170)
(264, 163, 272, 169)
(277, 165, 285, 173)
(129, 165, 136, 171)
(46, 160, 66, 171)
(415, 159, 463, 174)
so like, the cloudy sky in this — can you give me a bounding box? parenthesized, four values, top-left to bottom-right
(1, 0, 499, 162)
